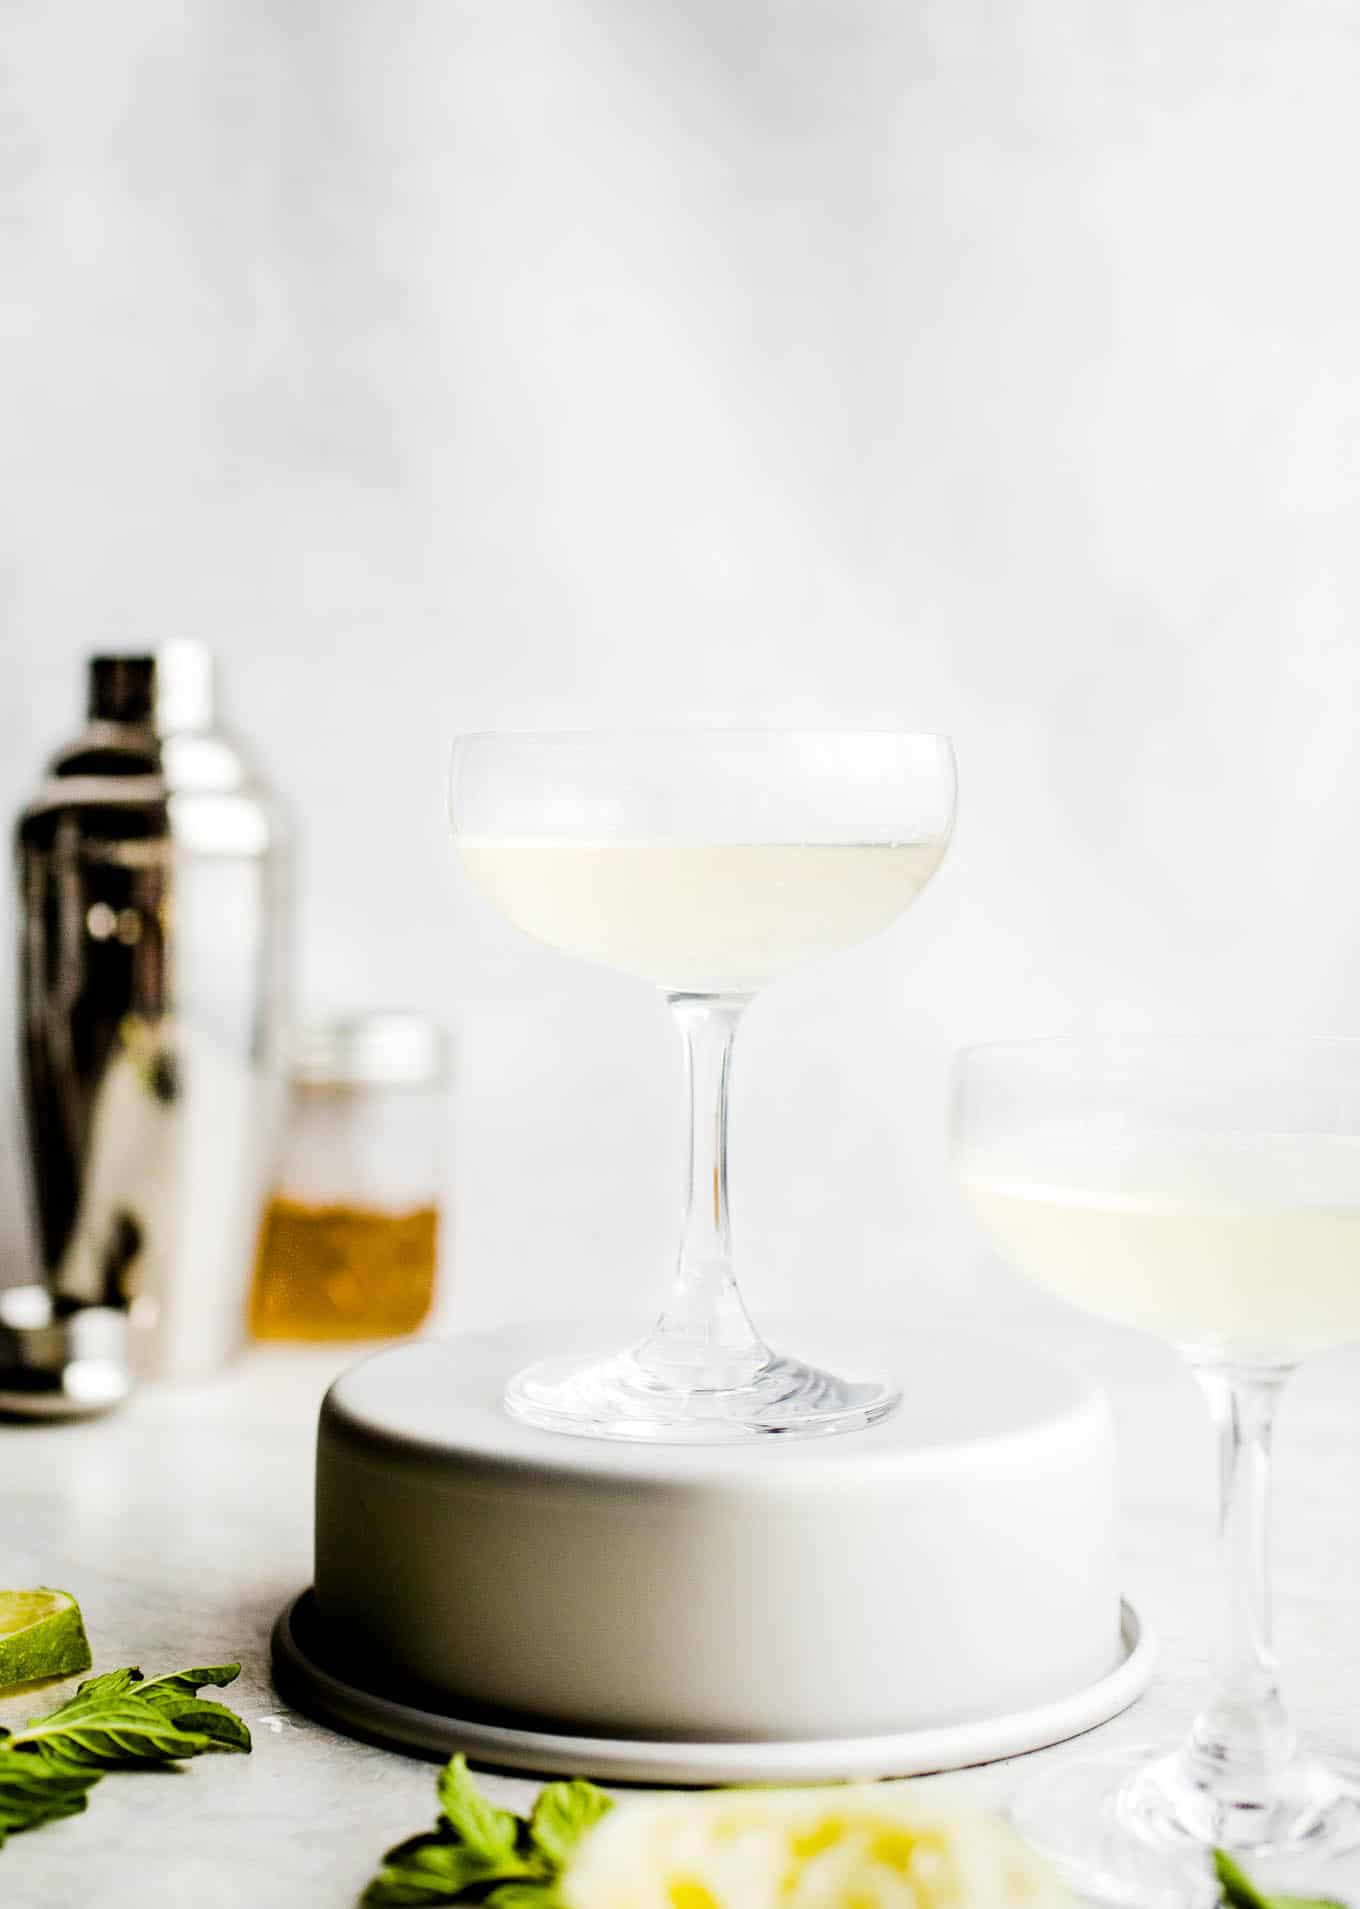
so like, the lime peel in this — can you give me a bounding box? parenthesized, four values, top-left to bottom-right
(0, 1590, 92, 1692)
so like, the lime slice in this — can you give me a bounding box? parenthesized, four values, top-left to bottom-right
(0, 1589, 92, 1690)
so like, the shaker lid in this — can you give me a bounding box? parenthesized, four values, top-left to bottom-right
(88, 655, 155, 724)
(87, 644, 217, 733)
(293, 1012, 450, 1087)
(156, 640, 217, 734)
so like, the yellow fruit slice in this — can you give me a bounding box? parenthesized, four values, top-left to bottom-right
(0, 1589, 92, 1691)
(562, 1785, 1070, 1909)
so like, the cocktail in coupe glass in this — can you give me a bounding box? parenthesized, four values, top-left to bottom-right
(953, 1035, 1360, 1905)
(450, 729, 956, 1443)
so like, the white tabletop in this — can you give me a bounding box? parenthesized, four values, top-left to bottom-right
(2, 1305, 1359, 1908)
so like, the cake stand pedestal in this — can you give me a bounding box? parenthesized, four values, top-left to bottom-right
(276, 1320, 1153, 1782)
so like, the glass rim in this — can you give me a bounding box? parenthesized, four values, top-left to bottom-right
(955, 1030, 1360, 1066)
(449, 726, 955, 749)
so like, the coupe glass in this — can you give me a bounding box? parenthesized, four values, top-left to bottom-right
(953, 1035, 1360, 1904)
(450, 730, 955, 1442)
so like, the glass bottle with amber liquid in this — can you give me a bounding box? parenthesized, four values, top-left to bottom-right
(251, 1013, 450, 1341)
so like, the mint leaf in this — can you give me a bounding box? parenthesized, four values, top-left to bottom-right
(1213, 1851, 1351, 1909)
(0, 1661, 249, 1848)
(0, 1758, 96, 1845)
(137, 1664, 242, 1698)
(436, 1754, 521, 1860)
(13, 1663, 247, 1768)
(360, 1755, 616, 1906)
(50, 1668, 140, 1707)
(136, 1666, 251, 1753)
(1216, 1854, 1272, 1909)
(362, 1870, 470, 1909)
(529, 1779, 613, 1869)
(363, 1837, 528, 1906)
(387, 1832, 535, 1886)
(137, 1696, 250, 1753)
(10, 1691, 219, 1770)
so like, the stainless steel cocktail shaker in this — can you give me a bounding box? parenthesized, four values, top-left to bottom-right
(10, 645, 288, 1408)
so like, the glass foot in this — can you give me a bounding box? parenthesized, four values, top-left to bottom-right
(1011, 1746, 1360, 1908)
(503, 1345, 900, 1443)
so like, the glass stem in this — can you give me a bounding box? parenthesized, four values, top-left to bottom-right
(632, 993, 770, 1390)
(1180, 1360, 1298, 1800)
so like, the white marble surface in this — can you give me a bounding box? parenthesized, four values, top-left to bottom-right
(1, 1306, 1359, 1907)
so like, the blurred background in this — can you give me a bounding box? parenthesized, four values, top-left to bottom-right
(4, 0, 1360, 1337)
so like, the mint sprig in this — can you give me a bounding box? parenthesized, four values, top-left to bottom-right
(0, 1662, 250, 1846)
(362, 1755, 611, 1907)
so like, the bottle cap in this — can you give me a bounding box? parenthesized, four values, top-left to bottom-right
(293, 1013, 451, 1088)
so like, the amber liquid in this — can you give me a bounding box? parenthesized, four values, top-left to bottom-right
(249, 1196, 440, 1341)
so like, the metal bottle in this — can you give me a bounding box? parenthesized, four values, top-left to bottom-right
(9, 645, 288, 1408)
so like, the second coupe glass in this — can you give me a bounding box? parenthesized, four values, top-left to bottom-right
(954, 1035, 1360, 1903)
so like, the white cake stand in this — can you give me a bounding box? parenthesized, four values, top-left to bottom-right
(277, 1320, 1154, 1782)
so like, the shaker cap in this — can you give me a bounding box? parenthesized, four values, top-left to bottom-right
(86, 644, 219, 732)
(155, 640, 216, 734)
(88, 655, 155, 724)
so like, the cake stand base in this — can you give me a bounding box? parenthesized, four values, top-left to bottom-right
(272, 1588, 1153, 1784)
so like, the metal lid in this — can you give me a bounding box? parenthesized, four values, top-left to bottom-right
(88, 655, 155, 724)
(86, 644, 217, 733)
(293, 1012, 450, 1088)
(156, 640, 217, 734)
